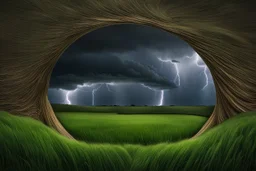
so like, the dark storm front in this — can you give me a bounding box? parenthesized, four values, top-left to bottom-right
(48, 24, 216, 106)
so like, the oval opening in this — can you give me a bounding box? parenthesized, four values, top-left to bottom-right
(48, 24, 216, 145)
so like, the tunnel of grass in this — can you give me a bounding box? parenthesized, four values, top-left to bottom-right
(1, 1, 255, 170)
(48, 24, 216, 144)
(1, 0, 255, 141)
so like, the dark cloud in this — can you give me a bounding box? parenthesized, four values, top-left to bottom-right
(50, 53, 177, 90)
(172, 60, 180, 63)
(63, 24, 195, 58)
(48, 24, 216, 106)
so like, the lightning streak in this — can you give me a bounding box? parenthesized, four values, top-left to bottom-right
(92, 84, 103, 105)
(141, 83, 156, 91)
(157, 58, 181, 86)
(60, 83, 96, 105)
(141, 84, 164, 106)
(65, 90, 72, 104)
(159, 90, 164, 106)
(61, 82, 119, 105)
(105, 82, 117, 93)
(106, 84, 113, 92)
(60, 89, 78, 105)
(187, 53, 210, 90)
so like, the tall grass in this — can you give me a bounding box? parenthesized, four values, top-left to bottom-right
(0, 111, 256, 171)
(0, 111, 131, 171)
(56, 112, 207, 144)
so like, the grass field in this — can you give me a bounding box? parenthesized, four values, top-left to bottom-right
(52, 104, 214, 117)
(57, 112, 207, 144)
(0, 111, 256, 171)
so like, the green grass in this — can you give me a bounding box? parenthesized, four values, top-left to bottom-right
(0, 111, 132, 171)
(1, 111, 256, 171)
(56, 112, 207, 144)
(51, 104, 214, 117)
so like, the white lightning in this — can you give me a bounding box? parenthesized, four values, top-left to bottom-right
(59, 89, 77, 105)
(65, 90, 72, 104)
(141, 84, 164, 106)
(157, 58, 181, 86)
(141, 83, 156, 91)
(159, 90, 164, 106)
(105, 82, 117, 93)
(186, 53, 210, 90)
(60, 83, 96, 105)
(92, 84, 103, 106)
(60, 82, 119, 106)
(106, 84, 113, 92)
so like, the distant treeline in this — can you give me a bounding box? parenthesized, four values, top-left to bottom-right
(51, 104, 214, 117)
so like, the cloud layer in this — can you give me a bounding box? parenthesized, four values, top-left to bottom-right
(48, 24, 216, 106)
(50, 54, 177, 90)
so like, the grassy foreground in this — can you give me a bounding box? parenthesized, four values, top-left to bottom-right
(56, 112, 207, 144)
(0, 111, 256, 171)
(52, 104, 214, 117)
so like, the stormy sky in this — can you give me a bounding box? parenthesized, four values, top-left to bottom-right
(48, 24, 216, 106)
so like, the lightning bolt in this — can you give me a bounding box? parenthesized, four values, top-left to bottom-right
(141, 83, 156, 91)
(106, 84, 113, 92)
(92, 84, 103, 106)
(159, 90, 164, 106)
(59, 88, 78, 105)
(157, 58, 181, 86)
(63, 90, 73, 104)
(105, 82, 117, 93)
(141, 84, 164, 106)
(186, 53, 210, 90)
(59, 82, 119, 106)
(60, 83, 96, 105)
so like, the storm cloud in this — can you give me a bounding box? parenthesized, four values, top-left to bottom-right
(48, 24, 216, 106)
(50, 53, 177, 90)
(63, 24, 195, 58)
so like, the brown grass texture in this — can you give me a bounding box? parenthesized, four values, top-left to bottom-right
(0, 0, 255, 138)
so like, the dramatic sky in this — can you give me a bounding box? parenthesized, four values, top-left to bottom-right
(48, 24, 216, 106)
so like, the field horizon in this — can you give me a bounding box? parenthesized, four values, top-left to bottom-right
(51, 104, 214, 117)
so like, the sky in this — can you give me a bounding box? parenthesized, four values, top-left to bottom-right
(48, 24, 216, 106)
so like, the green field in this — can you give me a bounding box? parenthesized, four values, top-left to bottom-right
(52, 104, 214, 117)
(57, 113, 207, 144)
(0, 111, 256, 171)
